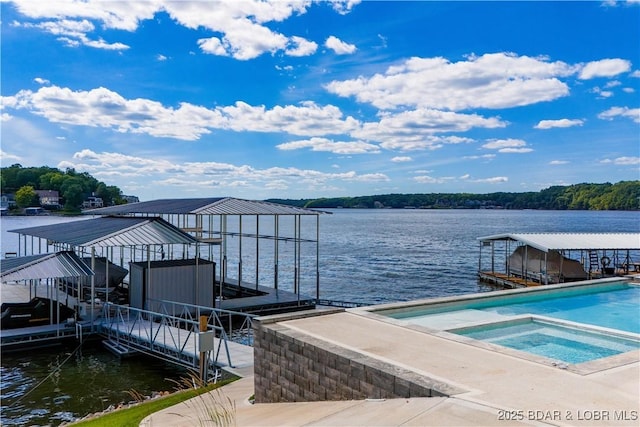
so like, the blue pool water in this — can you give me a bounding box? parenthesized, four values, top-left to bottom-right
(454, 319, 639, 364)
(479, 285, 640, 334)
(383, 282, 640, 364)
(387, 283, 640, 334)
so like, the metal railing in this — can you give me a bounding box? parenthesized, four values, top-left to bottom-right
(99, 303, 236, 376)
(315, 298, 370, 308)
(149, 299, 255, 346)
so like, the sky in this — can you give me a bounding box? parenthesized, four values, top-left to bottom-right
(1, 1, 639, 202)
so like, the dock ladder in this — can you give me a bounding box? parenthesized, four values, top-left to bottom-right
(589, 250, 600, 277)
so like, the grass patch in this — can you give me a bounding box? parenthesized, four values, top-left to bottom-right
(69, 376, 238, 427)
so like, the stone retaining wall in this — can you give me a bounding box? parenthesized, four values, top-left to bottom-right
(253, 310, 463, 403)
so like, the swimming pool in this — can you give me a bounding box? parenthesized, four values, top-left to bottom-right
(376, 281, 640, 365)
(385, 282, 640, 333)
(451, 318, 639, 365)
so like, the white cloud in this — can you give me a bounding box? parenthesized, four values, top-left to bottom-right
(60, 149, 389, 194)
(631, 70, 640, 78)
(0, 150, 22, 162)
(591, 87, 614, 98)
(156, 54, 168, 61)
(391, 156, 412, 162)
(15, 19, 130, 50)
(600, 157, 640, 165)
(286, 36, 318, 57)
(2, 86, 361, 140)
(414, 175, 446, 184)
(534, 118, 584, 129)
(327, 0, 362, 15)
(276, 137, 380, 154)
(549, 160, 569, 165)
(325, 36, 356, 55)
(473, 176, 508, 184)
(220, 101, 360, 136)
(2, 84, 510, 149)
(598, 106, 640, 123)
(197, 37, 228, 57)
(354, 109, 501, 151)
(326, 52, 575, 111)
(482, 138, 533, 153)
(578, 59, 631, 79)
(464, 154, 495, 160)
(34, 77, 50, 85)
(8, 0, 356, 59)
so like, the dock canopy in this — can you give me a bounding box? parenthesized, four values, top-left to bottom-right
(84, 197, 323, 216)
(478, 233, 640, 252)
(1, 251, 94, 283)
(9, 216, 200, 248)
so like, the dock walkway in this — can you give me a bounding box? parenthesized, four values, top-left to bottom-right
(101, 319, 253, 374)
(100, 304, 254, 377)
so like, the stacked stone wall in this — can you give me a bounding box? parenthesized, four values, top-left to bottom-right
(253, 310, 461, 403)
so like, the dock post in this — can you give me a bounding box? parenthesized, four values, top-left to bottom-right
(199, 315, 207, 383)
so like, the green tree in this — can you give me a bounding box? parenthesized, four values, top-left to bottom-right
(60, 177, 85, 211)
(39, 171, 66, 191)
(15, 185, 39, 208)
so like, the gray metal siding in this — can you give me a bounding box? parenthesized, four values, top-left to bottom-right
(129, 263, 145, 309)
(129, 259, 215, 312)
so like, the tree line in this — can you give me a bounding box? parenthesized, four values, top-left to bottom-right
(267, 181, 640, 211)
(1, 164, 125, 212)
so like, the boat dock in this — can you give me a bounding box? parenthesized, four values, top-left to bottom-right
(0, 322, 85, 349)
(1, 198, 325, 373)
(477, 232, 640, 288)
(217, 281, 316, 314)
(477, 271, 540, 288)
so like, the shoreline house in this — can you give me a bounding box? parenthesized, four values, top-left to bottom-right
(82, 195, 104, 209)
(35, 190, 60, 209)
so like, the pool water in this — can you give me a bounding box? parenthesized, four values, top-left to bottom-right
(480, 286, 640, 334)
(382, 282, 640, 364)
(453, 319, 639, 365)
(388, 283, 640, 334)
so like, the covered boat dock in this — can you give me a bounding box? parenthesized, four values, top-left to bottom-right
(1, 251, 95, 347)
(9, 198, 325, 314)
(478, 232, 640, 288)
(84, 197, 325, 311)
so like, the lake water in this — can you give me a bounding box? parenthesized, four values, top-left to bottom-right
(1, 209, 639, 425)
(314, 209, 640, 304)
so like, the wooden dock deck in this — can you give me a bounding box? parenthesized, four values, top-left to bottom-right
(478, 271, 541, 288)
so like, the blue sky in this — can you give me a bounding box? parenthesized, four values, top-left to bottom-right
(1, 1, 639, 201)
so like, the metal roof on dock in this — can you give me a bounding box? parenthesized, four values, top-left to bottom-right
(9, 216, 200, 247)
(86, 197, 322, 216)
(1, 251, 94, 282)
(478, 232, 640, 252)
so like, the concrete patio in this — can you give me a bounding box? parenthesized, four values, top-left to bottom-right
(142, 307, 639, 426)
